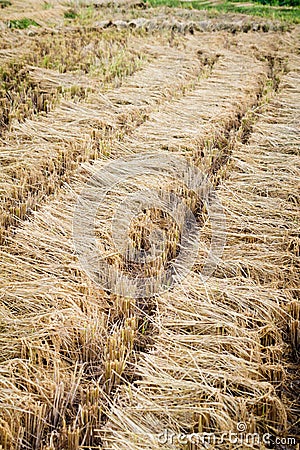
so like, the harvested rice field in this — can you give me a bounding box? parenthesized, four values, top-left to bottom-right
(0, 0, 299, 449)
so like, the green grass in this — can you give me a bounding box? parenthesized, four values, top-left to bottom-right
(250, 0, 300, 5)
(64, 9, 78, 19)
(146, 0, 300, 22)
(8, 18, 40, 29)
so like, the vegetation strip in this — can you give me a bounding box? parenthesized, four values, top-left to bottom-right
(146, 0, 300, 23)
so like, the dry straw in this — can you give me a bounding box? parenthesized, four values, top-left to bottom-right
(0, 9, 299, 449)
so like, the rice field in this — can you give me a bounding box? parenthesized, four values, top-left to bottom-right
(0, 1, 299, 449)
